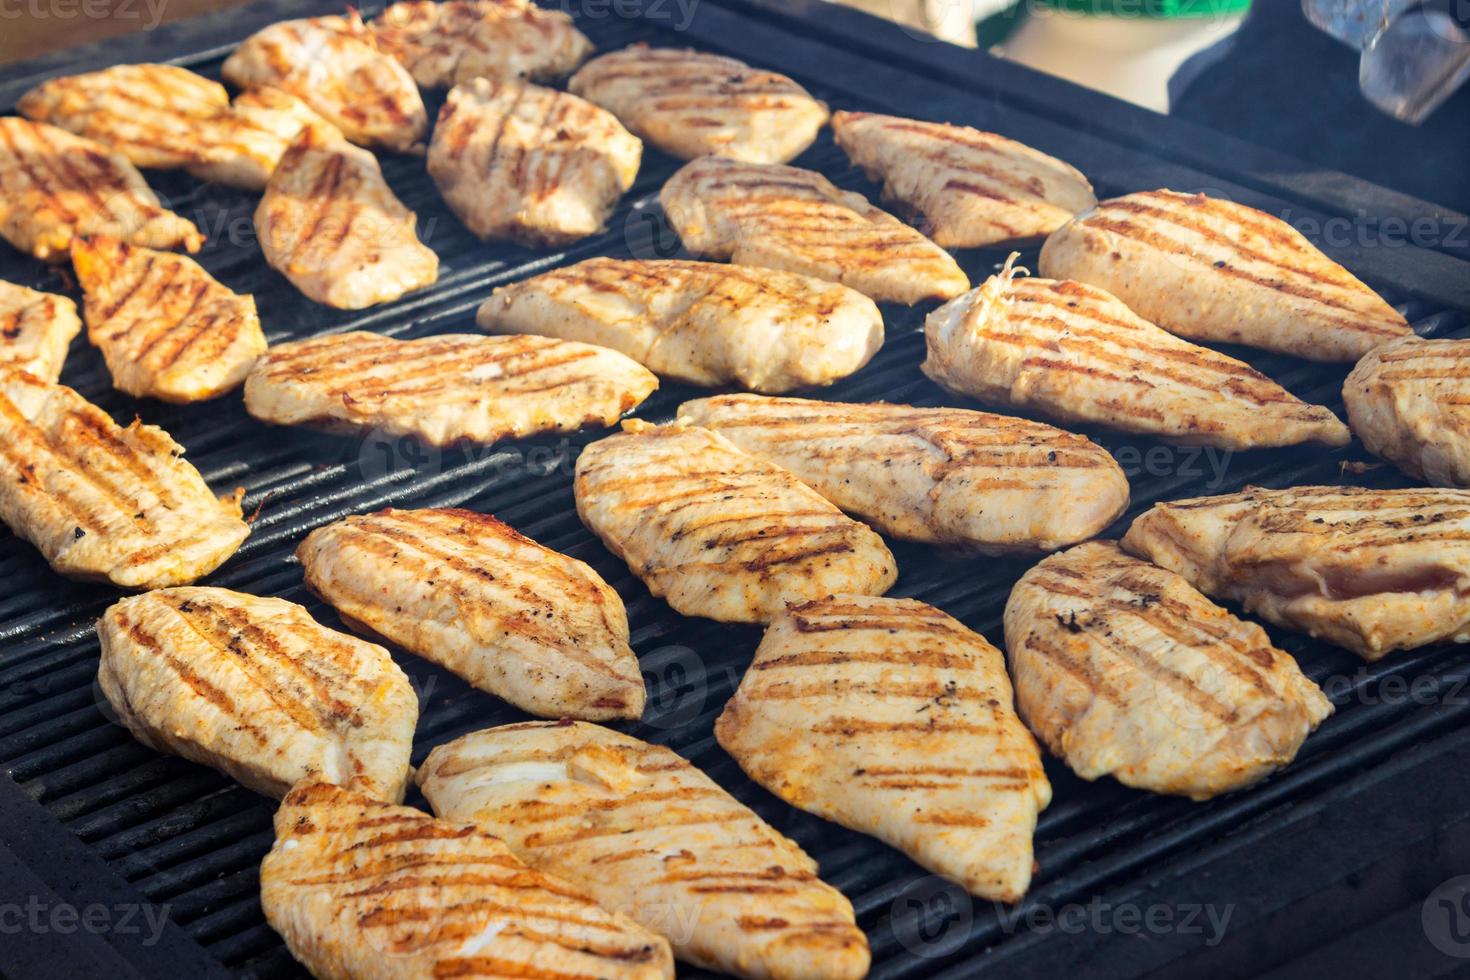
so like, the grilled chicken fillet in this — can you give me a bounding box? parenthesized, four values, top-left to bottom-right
(418, 722, 870, 980)
(98, 588, 416, 800)
(0, 281, 80, 383)
(255, 128, 439, 309)
(246, 331, 655, 446)
(661, 156, 968, 305)
(1040, 189, 1411, 362)
(831, 111, 1095, 249)
(370, 0, 593, 88)
(1005, 541, 1332, 800)
(0, 370, 247, 587)
(679, 394, 1128, 552)
(575, 421, 897, 623)
(0, 118, 202, 261)
(569, 44, 827, 164)
(299, 508, 646, 720)
(478, 257, 883, 393)
(1344, 336, 1470, 487)
(261, 780, 674, 980)
(1123, 485, 1470, 659)
(72, 236, 266, 403)
(717, 595, 1051, 902)
(923, 260, 1351, 449)
(428, 78, 640, 246)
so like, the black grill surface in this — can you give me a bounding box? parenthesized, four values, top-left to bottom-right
(3, 3, 1470, 979)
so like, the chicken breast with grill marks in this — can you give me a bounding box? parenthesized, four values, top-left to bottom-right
(245, 331, 655, 446)
(922, 259, 1351, 449)
(428, 78, 640, 247)
(255, 128, 438, 309)
(679, 394, 1128, 553)
(1123, 485, 1470, 660)
(418, 721, 870, 980)
(716, 595, 1051, 903)
(0, 118, 202, 261)
(0, 281, 80, 383)
(575, 421, 897, 624)
(478, 257, 883, 393)
(1344, 336, 1470, 487)
(370, 0, 593, 88)
(569, 44, 827, 164)
(1005, 541, 1332, 800)
(72, 236, 266, 403)
(1040, 190, 1411, 362)
(261, 780, 674, 980)
(0, 370, 247, 588)
(831, 111, 1095, 249)
(98, 588, 416, 801)
(299, 508, 645, 720)
(661, 156, 968, 305)
(222, 12, 427, 152)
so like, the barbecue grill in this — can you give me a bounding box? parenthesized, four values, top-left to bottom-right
(4, 2, 1470, 978)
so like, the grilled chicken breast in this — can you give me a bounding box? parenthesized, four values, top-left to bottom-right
(923, 260, 1351, 449)
(1005, 541, 1332, 800)
(192, 88, 344, 190)
(1123, 485, 1470, 660)
(428, 78, 640, 246)
(255, 128, 439, 309)
(222, 13, 427, 152)
(0, 118, 202, 261)
(575, 421, 897, 623)
(370, 0, 594, 88)
(97, 588, 416, 801)
(1039, 190, 1412, 362)
(831, 111, 1095, 249)
(661, 156, 968, 305)
(478, 258, 883, 393)
(298, 508, 645, 720)
(245, 331, 655, 446)
(261, 780, 674, 980)
(72, 236, 266, 403)
(0, 370, 247, 587)
(569, 44, 827, 164)
(0, 281, 80, 383)
(679, 394, 1128, 552)
(418, 722, 870, 980)
(716, 595, 1051, 902)
(1344, 336, 1470, 487)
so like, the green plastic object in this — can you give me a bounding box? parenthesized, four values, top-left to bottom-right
(1034, 0, 1251, 15)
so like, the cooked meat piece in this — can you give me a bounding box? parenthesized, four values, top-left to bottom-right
(661, 156, 968, 305)
(369, 0, 593, 87)
(923, 259, 1351, 449)
(0, 117, 203, 261)
(1005, 541, 1332, 800)
(298, 508, 645, 720)
(1344, 336, 1470, 487)
(574, 421, 897, 624)
(72, 236, 266, 403)
(1039, 189, 1412, 362)
(716, 595, 1051, 903)
(569, 44, 827, 164)
(418, 721, 870, 980)
(831, 111, 1095, 248)
(0, 281, 80, 383)
(261, 780, 674, 980)
(245, 331, 655, 446)
(221, 13, 427, 152)
(679, 393, 1128, 552)
(0, 370, 247, 587)
(1122, 485, 1470, 660)
(427, 78, 640, 246)
(190, 87, 343, 190)
(97, 588, 416, 800)
(478, 257, 883, 393)
(254, 128, 438, 309)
